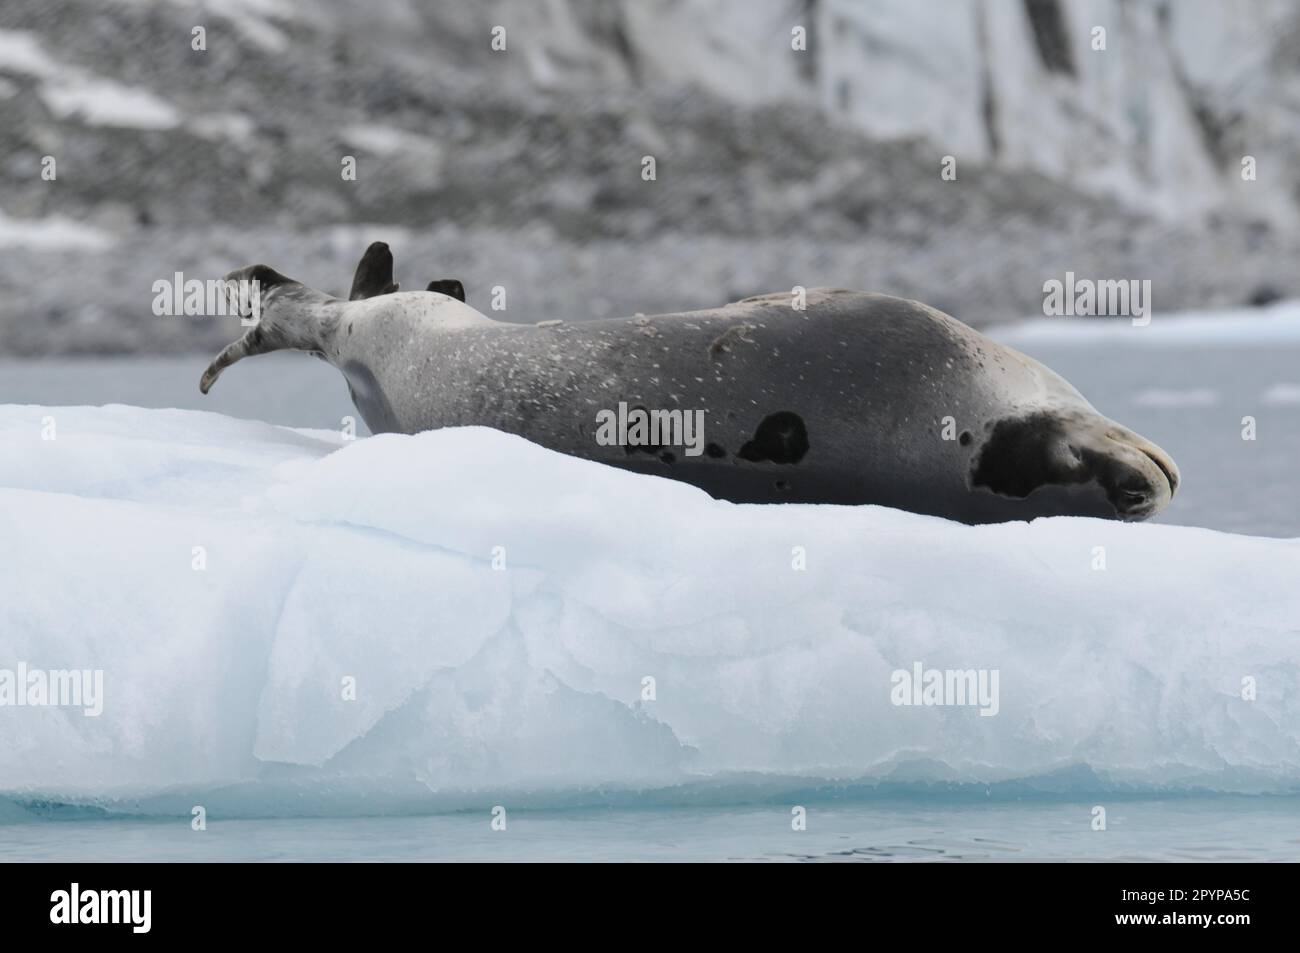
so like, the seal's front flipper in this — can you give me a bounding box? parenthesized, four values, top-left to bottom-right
(349, 241, 399, 300)
(427, 279, 465, 302)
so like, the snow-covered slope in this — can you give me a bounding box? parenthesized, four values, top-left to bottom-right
(1, 405, 1297, 816)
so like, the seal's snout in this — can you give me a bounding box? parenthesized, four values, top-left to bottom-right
(1099, 431, 1179, 520)
(1141, 445, 1180, 499)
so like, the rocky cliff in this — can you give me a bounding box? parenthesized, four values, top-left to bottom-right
(1, 0, 1298, 354)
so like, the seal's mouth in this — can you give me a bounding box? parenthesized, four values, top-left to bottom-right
(1142, 445, 1180, 499)
(1105, 438, 1179, 520)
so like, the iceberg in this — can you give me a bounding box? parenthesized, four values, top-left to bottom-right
(1, 404, 1298, 817)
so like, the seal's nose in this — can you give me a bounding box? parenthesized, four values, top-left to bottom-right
(1104, 435, 1178, 520)
(1141, 445, 1180, 499)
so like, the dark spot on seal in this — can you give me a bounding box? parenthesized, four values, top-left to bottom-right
(971, 412, 1083, 498)
(704, 442, 727, 459)
(347, 322, 353, 336)
(958, 430, 972, 446)
(620, 405, 663, 456)
(738, 411, 809, 464)
(774, 479, 791, 492)
(659, 451, 676, 464)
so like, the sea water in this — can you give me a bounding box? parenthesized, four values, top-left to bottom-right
(3, 798, 1299, 862)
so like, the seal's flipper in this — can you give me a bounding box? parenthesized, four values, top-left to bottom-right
(427, 279, 465, 302)
(349, 242, 399, 300)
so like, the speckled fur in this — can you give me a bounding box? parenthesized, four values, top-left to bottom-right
(202, 277, 1179, 523)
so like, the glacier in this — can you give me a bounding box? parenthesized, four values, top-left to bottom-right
(1, 403, 1298, 818)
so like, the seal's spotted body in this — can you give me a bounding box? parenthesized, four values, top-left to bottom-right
(202, 258, 1179, 524)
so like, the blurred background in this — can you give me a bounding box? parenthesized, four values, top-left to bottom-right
(2, 0, 1299, 534)
(3, 0, 1300, 353)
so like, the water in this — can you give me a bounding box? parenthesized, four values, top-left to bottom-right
(3, 798, 1298, 862)
(0, 352, 363, 437)
(2, 338, 1298, 861)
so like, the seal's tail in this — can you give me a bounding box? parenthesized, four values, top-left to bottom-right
(199, 265, 328, 394)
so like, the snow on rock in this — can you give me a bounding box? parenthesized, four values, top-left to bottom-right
(453, 0, 1300, 225)
(40, 77, 180, 130)
(989, 299, 1300, 346)
(339, 124, 443, 158)
(1, 404, 1298, 815)
(0, 211, 112, 252)
(0, 28, 180, 130)
(0, 29, 62, 78)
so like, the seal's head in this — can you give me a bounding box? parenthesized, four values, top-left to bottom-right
(970, 409, 1179, 520)
(200, 264, 331, 394)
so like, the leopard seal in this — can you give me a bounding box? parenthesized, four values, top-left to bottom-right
(199, 256, 1179, 523)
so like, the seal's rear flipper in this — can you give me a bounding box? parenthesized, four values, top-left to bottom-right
(427, 279, 465, 302)
(349, 242, 399, 300)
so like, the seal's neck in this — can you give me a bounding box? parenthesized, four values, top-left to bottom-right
(200, 266, 492, 396)
(257, 284, 345, 358)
